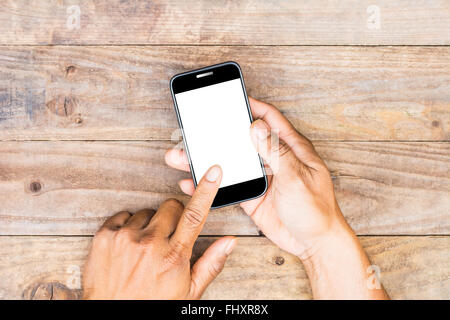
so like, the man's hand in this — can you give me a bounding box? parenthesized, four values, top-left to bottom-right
(82, 165, 236, 300)
(166, 98, 389, 299)
(165, 98, 338, 258)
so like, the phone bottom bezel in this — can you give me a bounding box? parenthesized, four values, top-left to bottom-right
(211, 177, 268, 209)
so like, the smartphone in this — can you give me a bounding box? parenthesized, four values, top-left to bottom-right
(170, 61, 268, 208)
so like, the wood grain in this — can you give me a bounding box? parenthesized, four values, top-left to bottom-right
(0, 0, 449, 45)
(1, 0, 448, 302)
(316, 141, 450, 235)
(0, 236, 448, 300)
(0, 46, 448, 141)
(0, 140, 258, 235)
(0, 141, 448, 235)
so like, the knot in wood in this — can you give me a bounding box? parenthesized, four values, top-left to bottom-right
(275, 256, 285, 265)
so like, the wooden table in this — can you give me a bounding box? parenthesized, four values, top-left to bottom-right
(0, 0, 449, 300)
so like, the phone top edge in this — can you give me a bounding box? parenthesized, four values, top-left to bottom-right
(170, 61, 241, 86)
(176, 61, 240, 75)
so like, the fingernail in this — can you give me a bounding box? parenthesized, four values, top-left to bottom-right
(252, 121, 270, 140)
(224, 238, 237, 255)
(206, 165, 222, 182)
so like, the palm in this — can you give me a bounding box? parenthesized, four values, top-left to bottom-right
(240, 175, 304, 256)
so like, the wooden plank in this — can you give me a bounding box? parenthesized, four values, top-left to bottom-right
(0, 140, 258, 236)
(0, 236, 448, 299)
(0, 141, 448, 235)
(317, 141, 450, 235)
(0, 1, 449, 45)
(0, 46, 449, 141)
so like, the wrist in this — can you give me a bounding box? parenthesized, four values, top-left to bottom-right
(296, 210, 389, 299)
(297, 210, 357, 264)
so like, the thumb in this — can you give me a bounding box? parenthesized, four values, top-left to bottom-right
(189, 236, 237, 299)
(250, 119, 300, 177)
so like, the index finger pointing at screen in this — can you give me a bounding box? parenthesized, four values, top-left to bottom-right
(169, 165, 222, 256)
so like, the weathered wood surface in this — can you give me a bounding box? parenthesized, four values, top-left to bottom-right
(1, 0, 449, 45)
(0, 140, 257, 235)
(0, 46, 449, 141)
(0, 236, 448, 300)
(1, 0, 449, 301)
(0, 141, 448, 235)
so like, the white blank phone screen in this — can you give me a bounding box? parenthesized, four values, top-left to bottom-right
(175, 78, 263, 188)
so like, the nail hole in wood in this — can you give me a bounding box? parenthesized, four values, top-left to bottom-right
(29, 181, 42, 193)
(66, 65, 76, 76)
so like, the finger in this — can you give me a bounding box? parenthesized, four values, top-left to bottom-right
(179, 179, 195, 196)
(248, 97, 316, 156)
(250, 119, 303, 178)
(144, 198, 184, 237)
(189, 237, 237, 299)
(123, 209, 156, 230)
(101, 211, 132, 230)
(170, 165, 222, 256)
(165, 148, 190, 172)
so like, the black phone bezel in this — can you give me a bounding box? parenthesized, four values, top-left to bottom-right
(170, 61, 268, 209)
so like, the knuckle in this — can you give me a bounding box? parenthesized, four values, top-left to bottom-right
(94, 227, 109, 238)
(297, 162, 311, 179)
(92, 239, 102, 250)
(165, 250, 188, 266)
(138, 233, 158, 247)
(115, 210, 131, 215)
(288, 128, 316, 154)
(162, 198, 184, 210)
(183, 205, 205, 228)
(92, 229, 110, 248)
(167, 240, 190, 265)
(113, 210, 131, 220)
(208, 261, 224, 278)
(277, 140, 291, 158)
(299, 133, 313, 147)
(135, 208, 155, 216)
(290, 128, 313, 147)
(315, 161, 329, 173)
(115, 228, 135, 242)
